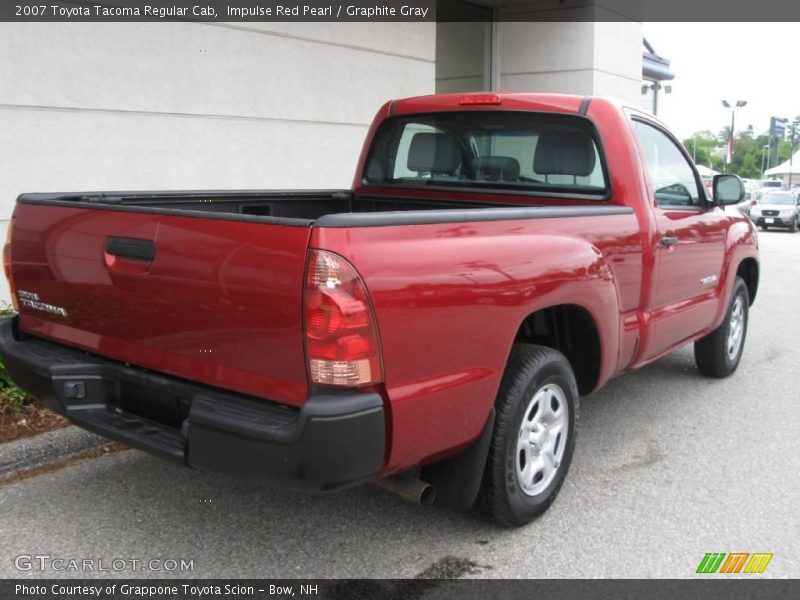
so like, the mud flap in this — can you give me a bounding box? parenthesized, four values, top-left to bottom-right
(421, 407, 495, 512)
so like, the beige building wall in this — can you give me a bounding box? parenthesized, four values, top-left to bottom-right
(0, 21, 436, 299)
(435, 20, 491, 92)
(491, 0, 641, 101)
(497, 20, 642, 100)
(433, 1, 642, 102)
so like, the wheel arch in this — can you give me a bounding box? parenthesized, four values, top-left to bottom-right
(736, 257, 759, 305)
(513, 303, 602, 396)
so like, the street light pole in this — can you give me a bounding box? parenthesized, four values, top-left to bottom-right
(761, 144, 770, 179)
(722, 99, 747, 171)
(790, 120, 798, 189)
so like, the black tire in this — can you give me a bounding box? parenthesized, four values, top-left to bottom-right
(478, 344, 578, 527)
(694, 276, 749, 378)
(761, 225, 768, 231)
(791, 219, 798, 233)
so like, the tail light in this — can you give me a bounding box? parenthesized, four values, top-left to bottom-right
(3, 223, 18, 311)
(304, 250, 383, 387)
(459, 94, 502, 106)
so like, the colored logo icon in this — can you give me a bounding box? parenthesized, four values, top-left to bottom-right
(696, 553, 773, 574)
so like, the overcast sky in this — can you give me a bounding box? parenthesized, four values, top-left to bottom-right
(642, 22, 800, 141)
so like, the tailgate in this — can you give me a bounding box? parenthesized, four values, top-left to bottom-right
(9, 201, 312, 407)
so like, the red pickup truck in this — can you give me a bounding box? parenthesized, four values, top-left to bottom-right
(0, 93, 758, 526)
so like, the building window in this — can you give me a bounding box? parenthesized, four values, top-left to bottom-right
(435, 0, 493, 93)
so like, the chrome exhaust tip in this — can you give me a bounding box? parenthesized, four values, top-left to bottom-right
(374, 473, 436, 505)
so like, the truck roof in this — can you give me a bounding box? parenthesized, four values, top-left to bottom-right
(390, 92, 612, 116)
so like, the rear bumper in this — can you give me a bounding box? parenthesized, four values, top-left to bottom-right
(755, 216, 795, 227)
(0, 317, 385, 491)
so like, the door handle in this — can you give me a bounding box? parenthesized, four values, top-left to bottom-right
(660, 235, 678, 247)
(105, 237, 156, 261)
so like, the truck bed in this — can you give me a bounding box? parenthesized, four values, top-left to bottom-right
(18, 189, 632, 231)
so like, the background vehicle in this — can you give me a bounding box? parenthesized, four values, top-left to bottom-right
(751, 191, 799, 231)
(0, 94, 759, 526)
(754, 178, 784, 200)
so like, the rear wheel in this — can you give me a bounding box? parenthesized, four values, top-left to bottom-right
(694, 276, 749, 378)
(478, 345, 578, 527)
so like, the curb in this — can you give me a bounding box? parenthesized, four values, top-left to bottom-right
(0, 425, 110, 479)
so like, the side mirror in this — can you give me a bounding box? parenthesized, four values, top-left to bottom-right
(713, 174, 745, 205)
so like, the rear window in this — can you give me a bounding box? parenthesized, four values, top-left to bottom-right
(761, 193, 795, 205)
(362, 112, 608, 196)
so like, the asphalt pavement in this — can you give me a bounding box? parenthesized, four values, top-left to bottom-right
(1, 228, 798, 579)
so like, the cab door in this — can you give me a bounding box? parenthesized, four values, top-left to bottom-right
(632, 119, 727, 357)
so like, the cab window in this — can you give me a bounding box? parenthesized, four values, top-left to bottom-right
(363, 111, 609, 196)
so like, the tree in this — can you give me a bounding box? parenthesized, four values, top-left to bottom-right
(683, 126, 779, 179)
(682, 131, 724, 171)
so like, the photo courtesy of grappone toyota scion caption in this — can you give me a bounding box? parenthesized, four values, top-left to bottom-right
(0, 93, 759, 526)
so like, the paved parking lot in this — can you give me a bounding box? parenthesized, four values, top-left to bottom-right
(1, 228, 798, 579)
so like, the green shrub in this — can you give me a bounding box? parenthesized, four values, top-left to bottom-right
(0, 361, 26, 412)
(0, 303, 28, 413)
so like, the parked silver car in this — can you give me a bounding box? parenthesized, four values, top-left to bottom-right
(751, 191, 800, 232)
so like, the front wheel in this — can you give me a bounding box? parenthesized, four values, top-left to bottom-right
(791, 219, 798, 233)
(478, 344, 578, 527)
(694, 276, 749, 378)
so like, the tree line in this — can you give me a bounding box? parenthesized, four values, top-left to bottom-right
(682, 120, 800, 179)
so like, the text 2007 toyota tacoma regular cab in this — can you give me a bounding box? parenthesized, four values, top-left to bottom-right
(0, 93, 758, 526)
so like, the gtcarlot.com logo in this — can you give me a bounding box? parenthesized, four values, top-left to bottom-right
(696, 552, 773, 574)
(14, 554, 194, 572)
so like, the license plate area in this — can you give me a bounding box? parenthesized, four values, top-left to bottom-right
(765, 218, 774, 223)
(117, 379, 188, 429)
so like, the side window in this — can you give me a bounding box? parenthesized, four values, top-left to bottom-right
(633, 120, 702, 208)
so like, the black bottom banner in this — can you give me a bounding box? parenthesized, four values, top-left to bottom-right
(3, 579, 799, 600)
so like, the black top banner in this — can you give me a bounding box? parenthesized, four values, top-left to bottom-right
(2, 0, 800, 22)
